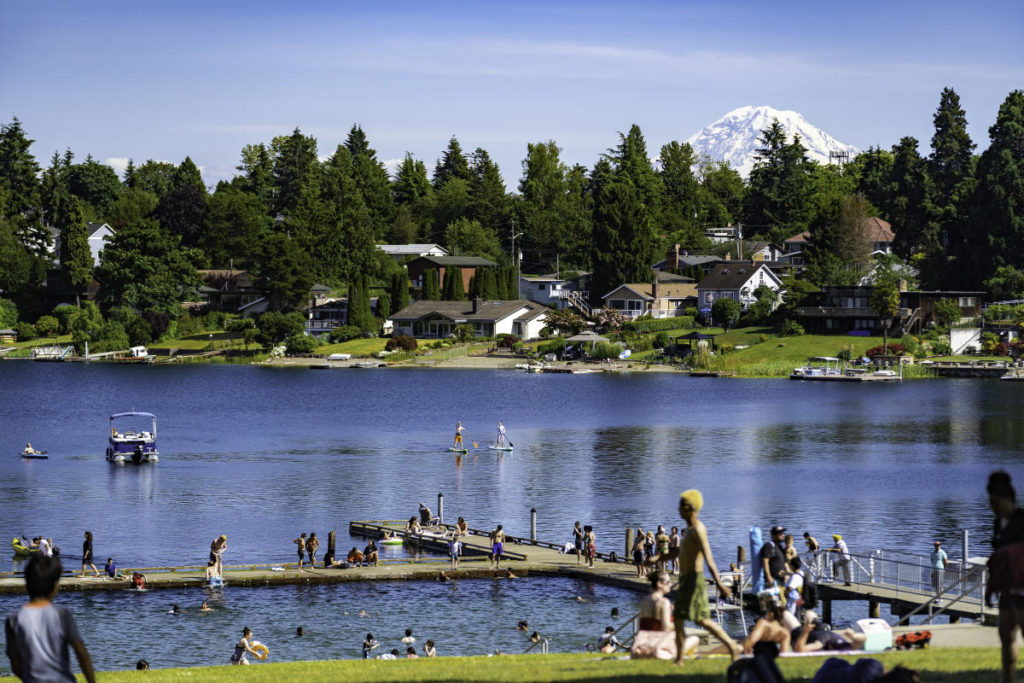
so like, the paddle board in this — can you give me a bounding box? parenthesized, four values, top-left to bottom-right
(487, 445, 514, 451)
(447, 447, 468, 454)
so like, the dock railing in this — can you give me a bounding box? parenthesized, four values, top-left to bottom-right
(805, 548, 989, 622)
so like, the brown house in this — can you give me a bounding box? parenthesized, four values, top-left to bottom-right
(406, 256, 498, 293)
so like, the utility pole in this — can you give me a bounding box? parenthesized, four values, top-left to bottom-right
(510, 220, 523, 301)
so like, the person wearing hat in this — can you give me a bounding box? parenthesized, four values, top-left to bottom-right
(759, 525, 788, 589)
(829, 534, 851, 585)
(930, 540, 948, 603)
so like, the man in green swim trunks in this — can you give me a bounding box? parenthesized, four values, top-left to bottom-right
(673, 489, 740, 665)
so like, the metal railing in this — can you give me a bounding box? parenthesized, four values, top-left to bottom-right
(522, 638, 549, 654)
(804, 548, 989, 622)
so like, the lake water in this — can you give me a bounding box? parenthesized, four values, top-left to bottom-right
(1, 363, 1021, 669)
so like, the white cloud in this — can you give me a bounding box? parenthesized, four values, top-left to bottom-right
(105, 157, 131, 178)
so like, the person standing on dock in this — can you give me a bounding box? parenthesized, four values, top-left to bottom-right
(803, 532, 821, 576)
(671, 489, 741, 665)
(759, 525, 787, 589)
(453, 421, 465, 449)
(830, 534, 851, 585)
(294, 533, 306, 572)
(490, 525, 506, 570)
(306, 533, 319, 566)
(79, 531, 99, 578)
(930, 541, 948, 602)
(496, 420, 507, 448)
(210, 535, 227, 579)
(584, 526, 596, 569)
(573, 522, 584, 566)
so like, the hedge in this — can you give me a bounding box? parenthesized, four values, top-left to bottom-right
(622, 316, 695, 333)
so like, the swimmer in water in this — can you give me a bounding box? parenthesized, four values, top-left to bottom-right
(200, 601, 212, 612)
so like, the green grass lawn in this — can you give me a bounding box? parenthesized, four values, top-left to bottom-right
(87, 648, 1005, 682)
(148, 331, 240, 352)
(315, 337, 389, 357)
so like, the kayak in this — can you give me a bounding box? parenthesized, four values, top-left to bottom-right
(11, 537, 35, 557)
(487, 445, 514, 451)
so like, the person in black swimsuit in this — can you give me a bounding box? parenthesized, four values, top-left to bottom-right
(80, 531, 99, 577)
(572, 522, 584, 566)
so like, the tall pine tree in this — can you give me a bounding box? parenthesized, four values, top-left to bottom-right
(345, 125, 395, 240)
(928, 88, 976, 282)
(272, 128, 319, 216)
(590, 179, 649, 305)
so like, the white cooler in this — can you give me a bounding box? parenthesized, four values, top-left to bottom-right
(853, 618, 893, 651)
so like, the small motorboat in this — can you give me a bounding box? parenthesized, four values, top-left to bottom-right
(107, 411, 159, 464)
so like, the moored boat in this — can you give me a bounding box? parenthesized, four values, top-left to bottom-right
(790, 357, 843, 380)
(107, 411, 159, 464)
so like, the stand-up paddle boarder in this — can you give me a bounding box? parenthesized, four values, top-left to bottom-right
(453, 422, 465, 450)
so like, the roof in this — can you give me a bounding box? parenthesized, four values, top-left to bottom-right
(378, 244, 448, 255)
(653, 254, 723, 269)
(863, 217, 895, 243)
(412, 255, 498, 267)
(389, 299, 546, 323)
(784, 231, 811, 244)
(86, 222, 115, 238)
(603, 282, 698, 301)
(697, 262, 780, 291)
(197, 269, 257, 290)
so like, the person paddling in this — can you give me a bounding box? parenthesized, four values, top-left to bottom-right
(496, 421, 507, 448)
(453, 421, 465, 450)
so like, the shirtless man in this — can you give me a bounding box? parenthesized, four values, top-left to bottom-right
(673, 489, 741, 665)
(490, 524, 505, 570)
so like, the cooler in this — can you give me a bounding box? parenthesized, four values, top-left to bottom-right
(853, 618, 892, 651)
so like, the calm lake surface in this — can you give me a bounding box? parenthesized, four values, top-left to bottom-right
(1, 363, 1021, 669)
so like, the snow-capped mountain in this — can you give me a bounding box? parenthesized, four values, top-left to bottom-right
(686, 105, 858, 177)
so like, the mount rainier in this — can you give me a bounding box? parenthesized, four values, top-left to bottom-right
(686, 105, 858, 177)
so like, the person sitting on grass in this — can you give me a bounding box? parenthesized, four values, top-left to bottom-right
(4, 555, 96, 683)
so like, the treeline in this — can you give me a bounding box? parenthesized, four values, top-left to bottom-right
(1, 87, 1022, 330)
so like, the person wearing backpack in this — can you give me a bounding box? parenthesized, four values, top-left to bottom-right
(783, 557, 804, 616)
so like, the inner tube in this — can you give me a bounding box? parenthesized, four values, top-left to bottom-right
(381, 538, 403, 546)
(11, 537, 33, 557)
(250, 642, 269, 660)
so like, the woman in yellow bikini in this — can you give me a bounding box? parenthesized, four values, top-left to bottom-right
(453, 422, 465, 449)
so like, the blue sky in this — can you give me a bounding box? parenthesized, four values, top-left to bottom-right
(2, 0, 1021, 185)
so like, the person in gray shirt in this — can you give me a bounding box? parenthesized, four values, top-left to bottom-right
(5, 555, 95, 683)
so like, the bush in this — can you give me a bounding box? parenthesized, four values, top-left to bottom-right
(53, 304, 78, 334)
(537, 336, 566, 357)
(454, 323, 476, 341)
(623, 316, 695, 333)
(34, 315, 59, 338)
(329, 325, 362, 343)
(498, 335, 520, 349)
(779, 319, 804, 337)
(257, 311, 305, 345)
(994, 342, 1009, 356)
(684, 307, 698, 318)
(126, 317, 152, 346)
(386, 335, 417, 352)
(653, 332, 669, 349)
(717, 343, 734, 354)
(226, 317, 256, 333)
(14, 321, 36, 341)
(932, 341, 952, 356)
(899, 335, 922, 357)
(285, 333, 318, 354)
(591, 341, 623, 360)
(0, 298, 18, 329)
(866, 343, 905, 359)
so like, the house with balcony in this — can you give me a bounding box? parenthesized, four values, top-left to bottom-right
(796, 286, 984, 335)
(518, 272, 591, 311)
(696, 262, 783, 312)
(601, 278, 698, 319)
(389, 298, 549, 339)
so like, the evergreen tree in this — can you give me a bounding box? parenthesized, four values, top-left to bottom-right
(345, 125, 395, 240)
(272, 128, 319, 216)
(251, 232, 314, 312)
(390, 271, 410, 311)
(469, 148, 510, 236)
(518, 141, 569, 258)
(441, 267, 465, 300)
(155, 184, 209, 248)
(505, 266, 517, 300)
(696, 156, 745, 228)
(467, 273, 478, 299)
(928, 88, 976, 284)
(423, 268, 441, 300)
(57, 195, 92, 306)
(563, 163, 594, 269)
(236, 144, 275, 212)
(122, 159, 137, 187)
(131, 160, 178, 198)
(391, 153, 434, 242)
(0, 118, 45, 254)
(445, 216, 503, 260)
(172, 156, 206, 194)
(659, 141, 702, 246)
(433, 136, 471, 189)
(478, 267, 498, 299)
(744, 121, 812, 243)
(201, 185, 269, 269)
(888, 137, 940, 283)
(590, 179, 649, 305)
(804, 194, 873, 286)
(320, 144, 376, 286)
(0, 216, 47, 310)
(494, 265, 509, 300)
(850, 147, 894, 218)
(431, 177, 471, 243)
(966, 90, 1024, 288)
(608, 125, 662, 219)
(377, 292, 391, 320)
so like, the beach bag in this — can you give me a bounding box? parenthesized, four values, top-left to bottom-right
(630, 630, 676, 660)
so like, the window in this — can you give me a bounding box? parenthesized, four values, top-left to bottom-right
(627, 300, 643, 311)
(538, 284, 545, 291)
(959, 297, 975, 307)
(610, 299, 625, 310)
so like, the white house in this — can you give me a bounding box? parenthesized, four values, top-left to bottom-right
(50, 222, 115, 267)
(389, 299, 549, 339)
(696, 262, 783, 311)
(377, 244, 449, 262)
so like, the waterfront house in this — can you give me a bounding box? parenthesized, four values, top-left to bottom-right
(389, 299, 549, 339)
(377, 243, 449, 262)
(196, 269, 262, 312)
(518, 272, 590, 311)
(796, 286, 984, 335)
(696, 262, 783, 311)
(602, 278, 698, 320)
(405, 255, 498, 294)
(653, 243, 724, 276)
